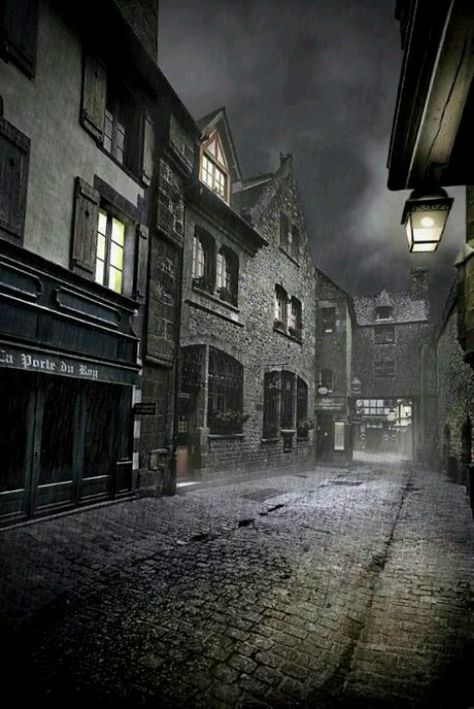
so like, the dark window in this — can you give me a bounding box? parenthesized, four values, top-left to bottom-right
(320, 369, 333, 391)
(81, 53, 149, 181)
(192, 229, 215, 293)
(376, 306, 393, 320)
(319, 306, 336, 334)
(263, 371, 280, 438)
(0, 0, 39, 77)
(217, 246, 238, 305)
(0, 116, 29, 244)
(180, 345, 205, 394)
(374, 325, 395, 344)
(374, 359, 395, 377)
(289, 297, 302, 339)
(280, 370, 295, 429)
(296, 377, 309, 438)
(274, 285, 288, 329)
(208, 348, 244, 434)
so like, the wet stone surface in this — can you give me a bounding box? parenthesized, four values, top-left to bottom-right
(1, 461, 474, 708)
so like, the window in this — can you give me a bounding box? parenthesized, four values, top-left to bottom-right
(81, 54, 151, 182)
(216, 247, 238, 306)
(374, 325, 395, 344)
(289, 297, 302, 338)
(320, 369, 333, 391)
(376, 306, 393, 320)
(374, 359, 395, 377)
(263, 371, 280, 438)
(274, 285, 288, 328)
(0, 116, 30, 244)
(192, 229, 215, 293)
(0, 0, 39, 77)
(296, 377, 309, 438)
(207, 348, 244, 434)
(280, 370, 295, 429)
(319, 307, 336, 334)
(200, 133, 229, 202)
(95, 209, 125, 293)
(291, 225, 300, 261)
(280, 213, 300, 262)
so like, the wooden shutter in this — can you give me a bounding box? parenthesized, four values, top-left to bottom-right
(0, 116, 30, 243)
(81, 53, 107, 142)
(135, 223, 149, 302)
(1, 0, 39, 77)
(141, 114, 154, 186)
(71, 178, 100, 279)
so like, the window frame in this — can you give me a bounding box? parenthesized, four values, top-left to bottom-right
(376, 305, 393, 321)
(319, 306, 336, 334)
(374, 324, 395, 344)
(200, 132, 230, 203)
(95, 208, 126, 294)
(207, 348, 244, 435)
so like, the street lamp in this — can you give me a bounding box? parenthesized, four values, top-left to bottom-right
(401, 188, 453, 253)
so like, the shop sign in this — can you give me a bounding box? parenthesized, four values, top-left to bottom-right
(315, 397, 345, 412)
(0, 344, 138, 385)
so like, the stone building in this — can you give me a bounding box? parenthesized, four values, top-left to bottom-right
(177, 109, 316, 479)
(351, 269, 436, 461)
(0, 0, 168, 524)
(314, 269, 354, 463)
(436, 280, 474, 483)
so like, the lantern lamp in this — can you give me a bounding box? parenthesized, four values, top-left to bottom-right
(401, 188, 453, 253)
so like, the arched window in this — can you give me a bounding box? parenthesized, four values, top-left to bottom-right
(207, 348, 244, 434)
(200, 132, 229, 202)
(274, 285, 288, 329)
(216, 247, 239, 305)
(289, 297, 302, 339)
(192, 228, 215, 293)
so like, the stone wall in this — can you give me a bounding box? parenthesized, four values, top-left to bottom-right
(436, 294, 474, 482)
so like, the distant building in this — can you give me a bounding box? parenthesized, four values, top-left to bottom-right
(177, 109, 316, 479)
(351, 269, 435, 461)
(314, 269, 354, 463)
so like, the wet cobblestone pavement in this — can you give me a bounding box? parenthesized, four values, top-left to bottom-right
(1, 460, 474, 708)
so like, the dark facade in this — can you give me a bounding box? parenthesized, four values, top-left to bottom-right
(351, 269, 435, 461)
(0, 0, 164, 523)
(314, 269, 354, 463)
(177, 110, 316, 479)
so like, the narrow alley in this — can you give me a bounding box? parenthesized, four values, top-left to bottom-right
(1, 460, 473, 708)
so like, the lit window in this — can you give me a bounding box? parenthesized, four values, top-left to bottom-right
(192, 229, 215, 293)
(95, 209, 125, 294)
(289, 298, 302, 338)
(216, 247, 238, 305)
(200, 133, 229, 201)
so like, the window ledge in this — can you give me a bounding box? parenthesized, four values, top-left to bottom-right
(192, 284, 239, 312)
(208, 433, 244, 440)
(280, 429, 296, 434)
(278, 246, 300, 267)
(261, 437, 280, 443)
(273, 326, 303, 344)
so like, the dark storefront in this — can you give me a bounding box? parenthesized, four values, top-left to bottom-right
(0, 242, 139, 525)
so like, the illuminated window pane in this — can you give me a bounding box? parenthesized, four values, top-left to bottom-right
(96, 233, 106, 261)
(111, 218, 125, 245)
(108, 266, 123, 294)
(95, 259, 105, 285)
(110, 242, 123, 270)
(98, 211, 107, 236)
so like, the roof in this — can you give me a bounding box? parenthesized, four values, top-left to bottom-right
(196, 107, 242, 183)
(353, 291, 429, 326)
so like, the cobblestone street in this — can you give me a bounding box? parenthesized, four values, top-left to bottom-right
(1, 460, 474, 709)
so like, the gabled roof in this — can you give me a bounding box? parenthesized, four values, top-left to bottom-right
(196, 107, 242, 184)
(353, 290, 429, 326)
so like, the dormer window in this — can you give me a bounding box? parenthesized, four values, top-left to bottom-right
(376, 306, 393, 320)
(200, 132, 229, 202)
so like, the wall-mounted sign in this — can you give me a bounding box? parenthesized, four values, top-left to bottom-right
(134, 403, 157, 416)
(0, 344, 138, 385)
(318, 386, 329, 396)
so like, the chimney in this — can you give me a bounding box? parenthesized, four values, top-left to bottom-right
(409, 267, 428, 300)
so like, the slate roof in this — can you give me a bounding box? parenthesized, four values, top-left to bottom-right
(353, 291, 429, 325)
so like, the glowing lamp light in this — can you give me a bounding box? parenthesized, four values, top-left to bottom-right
(401, 188, 453, 253)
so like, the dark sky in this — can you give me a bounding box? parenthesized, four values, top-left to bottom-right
(158, 0, 465, 314)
